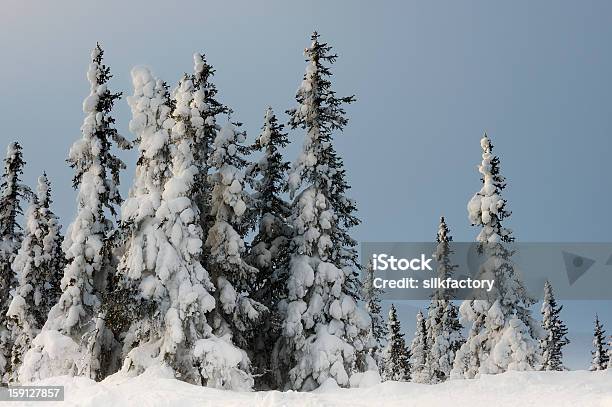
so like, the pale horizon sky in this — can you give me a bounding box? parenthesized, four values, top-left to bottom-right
(1, 0, 611, 369)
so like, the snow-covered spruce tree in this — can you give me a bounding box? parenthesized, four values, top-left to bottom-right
(410, 310, 431, 383)
(20, 44, 130, 383)
(165, 59, 262, 381)
(278, 32, 370, 391)
(426, 217, 463, 383)
(116, 67, 175, 374)
(590, 315, 609, 371)
(451, 133, 539, 379)
(0, 142, 30, 381)
(119, 69, 253, 390)
(246, 107, 292, 389)
(540, 280, 569, 371)
(382, 304, 410, 382)
(6, 174, 64, 382)
(205, 116, 266, 357)
(189, 53, 228, 239)
(362, 261, 388, 373)
(608, 338, 612, 371)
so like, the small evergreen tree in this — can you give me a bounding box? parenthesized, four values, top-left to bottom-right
(246, 107, 292, 389)
(20, 44, 130, 382)
(382, 304, 410, 381)
(426, 217, 463, 383)
(590, 315, 609, 371)
(278, 31, 370, 391)
(6, 174, 64, 382)
(410, 310, 431, 383)
(608, 338, 612, 370)
(540, 280, 569, 371)
(0, 142, 30, 381)
(452, 133, 539, 379)
(362, 261, 387, 373)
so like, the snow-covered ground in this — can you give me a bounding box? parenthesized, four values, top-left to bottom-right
(16, 369, 612, 407)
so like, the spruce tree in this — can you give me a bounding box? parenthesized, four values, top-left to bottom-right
(590, 315, 609, 371)
(278, 32, 370, 390)
(382, 304, 410, 381)
(452, 133, 539, 379)
(608, 338, 612, 371)
(189, 53, 229, 240)
(119, 67, 193, 376)
(362, 261, 388, 373)
(6, 174, 64, 382)
(34, 175, 64, 310)
(410, 310, 431, 383)
(158, 56, 259, 387)
(246, 107, 292, 388)
(20, 44, 130, 382)
(205, 118, 266, 354)
(426, 217, 463, 383)
(540, 281, 569, 371)
(119, 70, 253, 390)
(0, 142, 29, 381)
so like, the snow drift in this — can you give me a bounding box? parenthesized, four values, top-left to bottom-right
(18, 369, 612, 407)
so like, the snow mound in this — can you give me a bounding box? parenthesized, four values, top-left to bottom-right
(21, 370, 612, 406)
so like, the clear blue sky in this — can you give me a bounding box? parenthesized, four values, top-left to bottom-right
(1, 0, 611, 368)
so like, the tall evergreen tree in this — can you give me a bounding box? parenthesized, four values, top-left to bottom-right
(0, 142, 29, 381)
(426, 217, 463, 383)
(20, 44, 130, 382)
(382, 304, 410, 382)
(452, 133, 539, 379)
(410, 310, 431, 383)
(362, 261, 387, 373)
(119, 69, 253, 390)
(154, 56, 259, 387)
(278, 32, 370, 390)
(590, 315, 609, 371)
(6, 174, 64, 382)
(540, 281, 569, 371)
(205, 118, 266, 357)
(108, 70, 174, 350)
(189, 53, 229, 240)
(246, 107, 292, 388)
